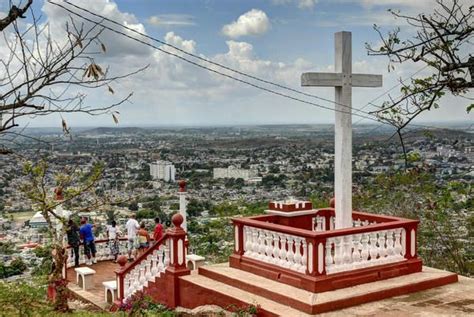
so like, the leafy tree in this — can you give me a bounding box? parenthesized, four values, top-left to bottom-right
(21, 159, 115, 311)
(0, 278, 49, 316)
(354, 170, 473, 276)
(0, 241, 16, 255)
(0, 258, 27, 278)
(366, 0, 473, 166)
(187, 198, 211, 218)
(136, 208, 157, 220)
(142, 196, 161, 211)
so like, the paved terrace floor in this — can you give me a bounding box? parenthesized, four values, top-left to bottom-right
(66, 260, 119, 310)
(66, 261, 474, 316)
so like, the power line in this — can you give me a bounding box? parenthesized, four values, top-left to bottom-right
(354, 48, 472, 128)
(48, 0, 389, 125)
(57, 0, 387, 119)
(353, 64, 432, 123)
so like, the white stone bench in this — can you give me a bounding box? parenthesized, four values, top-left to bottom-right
(74, 267, 96, 291)
(103, 280, 117, 303)
(186, 254, 205, 270)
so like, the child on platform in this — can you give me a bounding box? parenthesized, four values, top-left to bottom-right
(137, 222, 150, 257)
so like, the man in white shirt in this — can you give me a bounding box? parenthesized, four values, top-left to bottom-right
(125, 214, 139, 261)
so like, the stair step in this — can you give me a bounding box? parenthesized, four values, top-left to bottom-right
(199, 263, 314, 311)
(195, 263, 458, 315)
(180, 272, 312, 316)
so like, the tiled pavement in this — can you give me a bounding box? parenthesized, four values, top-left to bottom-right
(322, 275, 474, 316)
(66, 260, 119, 309)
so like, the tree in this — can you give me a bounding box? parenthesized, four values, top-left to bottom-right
(0, 1, 145, 153)
(21, 159, 115, 311)
(0, 0, 32, 31)
(366, 0, 473, 166)
(354, 170, 473, 276)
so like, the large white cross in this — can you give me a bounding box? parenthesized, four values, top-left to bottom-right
(301, 31, 382, 229)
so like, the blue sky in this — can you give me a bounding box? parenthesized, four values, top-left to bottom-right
(2, 0, 473, 127)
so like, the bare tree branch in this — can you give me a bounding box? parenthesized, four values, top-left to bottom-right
(0, 0, 33, 32)
(0, 6, 147, 153)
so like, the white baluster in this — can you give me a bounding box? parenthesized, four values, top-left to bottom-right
(360, 233, 369, 263)
(251, 228, 258, 258)
(386, 230, 395, 259)
(325, 238, 333, 272)
(244, 227, 252, 255)
(342, 235, 352, 267)
(378, 231, 387, 260)
(279, 235, 288, 267)
(301, 239, 308, 273)
(151, 250, 159, 277)
(264, 231, 273, 263)
(286, 235, 295, 269)
(352, 234, 361, 265)
(293, 237, 302, 272)
(145, 256, 153, 283)
(131, 269, 140, 294)
(316, 217, 323, 231)
(272, 232, 280, 264)
(334, 237, 343, 270)
(259, 230, 267, 260)
(369, 232, 378, 261)
(124, 275, 130, 298)
(394, 228, 403, 258)
(139, 265, 146, 290)
(157, 249, 164, 272)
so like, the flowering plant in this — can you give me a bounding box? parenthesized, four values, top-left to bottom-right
(119, 291, 172, 316)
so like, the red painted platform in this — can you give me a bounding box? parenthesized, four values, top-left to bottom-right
(182, 263, 458, 315)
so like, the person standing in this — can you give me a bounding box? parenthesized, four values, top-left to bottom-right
(106, 220, 121, 262)
(66, 219, 80, 267)
(153, 217, 163, 242)
(79, 218, 97, 265)
(137, 222, 150, 257)
(125, 214, 139, 261)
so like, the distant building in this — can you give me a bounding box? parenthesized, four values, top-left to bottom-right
(150, 160, 176, 182)
(213, 166, 258, 180)
(29, 212, 48, 228)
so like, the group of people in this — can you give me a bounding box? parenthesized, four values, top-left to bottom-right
(66, 215, 164, 267)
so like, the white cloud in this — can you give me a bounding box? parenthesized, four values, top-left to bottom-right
(147, 14, 195, 27)
(222, 9, 270, 39)
(8, 0, 471, 128)
(42, 0, 151, 58)
(272, 0, 318, 10)
(297, 0, 318, 9)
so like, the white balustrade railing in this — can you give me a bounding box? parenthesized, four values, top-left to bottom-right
(66, 239, 128, 268)
(122, 240, 170, 299)
(312, 216, 377, 232)
(324, 228, 406, 274)
(243, 226, 307, 273)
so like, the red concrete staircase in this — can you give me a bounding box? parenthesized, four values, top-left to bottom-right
(175, 262, 457, 316)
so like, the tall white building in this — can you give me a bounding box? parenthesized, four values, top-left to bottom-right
(213, 166, 257, 180)
(150, 160, 176, 182)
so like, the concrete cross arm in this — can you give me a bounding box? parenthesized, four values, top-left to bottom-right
(301, 72, 382, 87)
